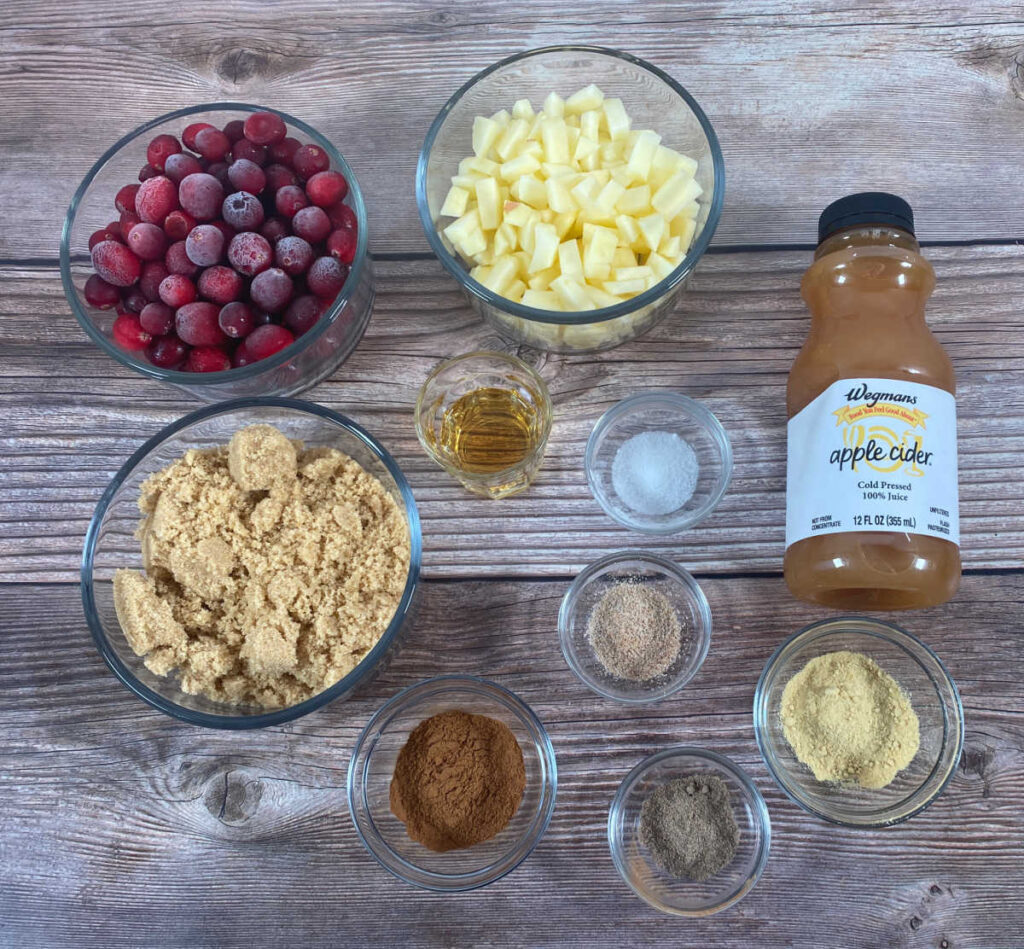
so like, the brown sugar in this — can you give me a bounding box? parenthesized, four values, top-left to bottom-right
(112, 424, 411, 708)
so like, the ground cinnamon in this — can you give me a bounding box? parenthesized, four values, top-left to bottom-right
(389, 709, 526, 852)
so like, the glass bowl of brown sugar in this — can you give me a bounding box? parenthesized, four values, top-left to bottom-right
(347, 675, 558, 891)
(558, 551, 712, 703)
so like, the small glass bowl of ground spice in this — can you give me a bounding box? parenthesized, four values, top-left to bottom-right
(754, 617, 964, 827)
(559, 551, 712, 703)
(608, 747, 771, 916)
(585, 392, 732, 533)
(347, 675, 557, 891)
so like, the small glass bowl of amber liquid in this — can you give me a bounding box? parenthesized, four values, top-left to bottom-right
(415, 351, 553, 499)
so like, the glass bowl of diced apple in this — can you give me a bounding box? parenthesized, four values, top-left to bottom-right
(416, 46, 724, 354)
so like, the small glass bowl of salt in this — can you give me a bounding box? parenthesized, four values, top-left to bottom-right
(585, 392, 732, 533)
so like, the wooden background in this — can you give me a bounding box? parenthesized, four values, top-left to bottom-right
(2, 2, 1023, 947)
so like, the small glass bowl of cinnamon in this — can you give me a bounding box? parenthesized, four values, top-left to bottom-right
(347, 675, 558, 891)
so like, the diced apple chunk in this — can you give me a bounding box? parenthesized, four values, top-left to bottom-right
(475, 178, 501, 230)
(472, 116, 501, 157)
(551, 275, 595, 310)
(603, 97, 630, 141)
(440, 185, 470, 218)
(522, 289, 563, 310)
(558, 239, 584, 283)
(528, 222, 559, 273)
(566, 83, 605, 113)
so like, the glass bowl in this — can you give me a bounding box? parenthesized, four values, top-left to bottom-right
(585, 391, 732, 533)
(348, 675, 557, 891)
(61, 103, 373, 402)
(416, 46, 724, 354)
(753, 617, 964, 827)
(81, 398, 421, 729)
(608, 747, 771, 916)
(558, 551, 711, 703)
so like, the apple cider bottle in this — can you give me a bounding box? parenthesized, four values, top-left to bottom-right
(785, 193, 960, 610)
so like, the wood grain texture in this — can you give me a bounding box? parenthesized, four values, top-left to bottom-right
(2, 248, 1023, 582)
(2, 0, 1024, 258)
(2, 575, 1022, 949)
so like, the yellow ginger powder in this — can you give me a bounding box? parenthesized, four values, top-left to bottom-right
(780, 650, 920, 789)
(112, 424, 410, 708)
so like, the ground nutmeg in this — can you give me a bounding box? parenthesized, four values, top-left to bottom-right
(390, 709, 526, 853)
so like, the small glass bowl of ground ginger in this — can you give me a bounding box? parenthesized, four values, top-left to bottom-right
(558, 551, 712, 703)
(82, 398, 420, 728)
(348, 675, 557, 891)
(754, 617, 964, 827)
(608, 747, 771, 916)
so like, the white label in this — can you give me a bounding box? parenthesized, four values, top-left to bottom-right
(786, 378, 959, 548)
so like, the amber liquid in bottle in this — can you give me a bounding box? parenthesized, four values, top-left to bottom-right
(784, 225, 961, 610)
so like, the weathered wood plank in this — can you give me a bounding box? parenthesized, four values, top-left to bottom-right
(2, 1, 1024, 258)
(1, 575, 1021, 948)
(2, 247, 1022, 582)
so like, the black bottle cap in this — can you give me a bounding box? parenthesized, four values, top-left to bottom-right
(818, 192, 915, 243)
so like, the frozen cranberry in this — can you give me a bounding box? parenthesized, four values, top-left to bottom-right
(175, 301, 226, 346)
(115, 184, 141, 216)
(112, 313, 151, 350)
(185, 345, 231, 373)
(163, 209, 196, 241)
(158, 273, 197, 307)
(243, 111, 286, 146)
(136, 175, 179, 224)
(275, 185, 307, 218)
(307, 255, 347, 297)
(183, 122, 215, 150)
(249, 267, 293, 311)
(326, 228, 357, 264)
(184, 224, 225, 267)
(222, 119, 246, 143)
(126, 222, 167, 262)
(84, 274, 120, 309)
(207, 161, 231, 187)
(139, 261, 170, 301)
(231, 139, 267, 167)
(284, 294, 321, 335)
(164, 152, 203, 184)
(227, 232, 273, 277)
(241, 324, 294, 361)
(122, 286, 148, 313)
(326, 202, 357, 231)
(165, 241, 199, 277)
(218, 301, 254, 338)
(291, 144, 329, 181)
(259, 216, 290, 244)
(222, 191, 265, 231)
(291, 206, 331, 243)
(194, 126, 231, 161)
(146, 334, 189, 369)
(198, 265, 242, 304)
(264, 164, 297, 192)
(227, 159, 266, 195)
(119, 210, 142, 235)
(178, 173, 224, 222)
(138, 163, 158, 182)
(89, 225, 122, 250)
(91, 241, 142, 287)
(146, 134, 181, 172)
(275, 236, 314, 275)
(139, 301, 175, 335)
(269, 137, 301, 165)
(306, 171, 348, 208)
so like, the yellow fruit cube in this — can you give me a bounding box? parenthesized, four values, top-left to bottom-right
(527, 265, 560, 291)
(626, 130, 661, 183)
(512, 175, 548, 209)
(475, 178, 501, 230)
(542, 91, 565, 118)
(584, 285, 623, 308)
(637, 212, 666, 252)
(512, 98, 535, 120)
(603, 277, 647, 296)
(472, 116, 501, 157)
(545, 177, 576, 214)
(583, 226, 617, 281)
(528, 222, 559, 273)
(553, 210, 579, 240)
(603, 97, 630, 141)
(616, 185, 651, 216)
(521, 289, 563, 310)
(503, 202, 533, 228)
(580, 110, 601, 142)
(499, 153, 541, 181)
(652, 172, 702, 220)
(614, 265, 654, 282)
(440, 185, 470, 218)
(615, 214, 641, 247)
(646, 251, 676, 281)
(551, 275, 595, 310)
(558, 239, 584, 282)
(540, 117, 570, 164)
(566, 83, 605, 114)
(496, 119, 530, 161)
(481, 255, 519, 294)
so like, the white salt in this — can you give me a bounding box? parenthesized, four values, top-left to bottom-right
(611, 431, 699, 517)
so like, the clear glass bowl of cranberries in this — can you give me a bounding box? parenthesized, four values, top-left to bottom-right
(61, 105, 371, 401)
(82, 398, 422, 728)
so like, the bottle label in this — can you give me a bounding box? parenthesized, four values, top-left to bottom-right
(786, 378, 959, 548)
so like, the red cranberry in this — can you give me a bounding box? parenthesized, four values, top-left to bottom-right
(241, 324, 294, 361)
(284, 294, 321, 335)
(146, 134, 181, 172)
(183, 122, 215, 150)
(139, 301, 175, 335)
(198, 265, 242, 304)
(275, 236, 314, 275)
(165, 241, 199, 277)
(307, 255, 348, 297)
(91, 241, 142, 287)
(112, 313, 152, 350)
(275, 185, 308, 218)
(175, 301, 226, 346)
(185, 224, 225, 267)
(222, 191, 265, 231)
(121, 286, 148, 313)
(269, 137, 301, 165)
(206, 161, 231, 187)
(139, 261, 170, 301)
(178, 173, 224, 221)
(326, 228, 357, 264)
(146, 334, 189, 369)
(84, 274, 121, 309)
(194, 126, 231, 161)
(231, 139, 267, 167)
(264, 164, 297, 191)
(292, 144, 330, 181)
(119, 210, 141, 233)
(249, 267, 294, 311)
(222, 119, 246, 143)
(291, 206, 331, 243)
(115, 184, 141, 215)
(306, 171, 348, 208)
(259, 216, 290, 244)
(136, 175, 179, 224)
(138, 163, 158, 182)
(163, 209, 196, 241)
(227, 232, 273, 277)
(218, 301, 254, 338)
(227, 159, 266, 194)
(89, 225, 122, 250)
(185, 345, 231, 373)
(126, 222, 167, 261)
(243, 111, 286, 146)
(158, 273, 197, 308)
(327, 202, 357, 231)
(164, 152, 203, 184)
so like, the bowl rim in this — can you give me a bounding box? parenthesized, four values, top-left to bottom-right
(607, 745, 772, 917)
(415, 45, 725, 325)
(61, 102, 371, 385)
(80, 396, 422, 729)
(557, 550, 712, 704)
(753, 616, 965, 828)
(346, 674, 558, 891)
(585, 391, 734, 533)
